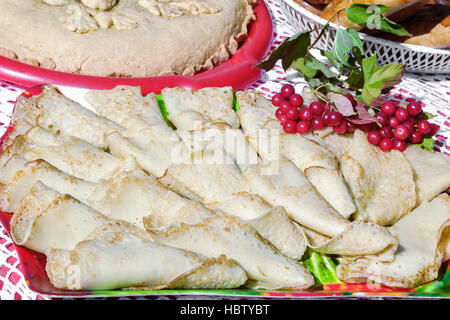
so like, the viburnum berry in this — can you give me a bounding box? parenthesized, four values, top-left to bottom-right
(367, 131, 382, 146)
(417, 120, 431, 135)
(379, 138, 394, 152)
(283, 119, 297, 133)
(309, 101, 325, 116)
(280, 84, 295, 98)
(290, 94, 304, 108)
(272, 93, 284, 107)
(279, 100, 292, 114)
(311, 117, 325, 130)
(359, 123, 376, 132)
(407, 101, 422, 117)
(278, 113, 288, 125)
(402, 118, 415, 133)
(286, 107, 300, 121)
(333, 121, 347, 134)
(429, 123, 439, 136)
(326, 111, 343, 127)
(389, 117, 400, 128)
(296, 121, 310, 134)
(381, 101, 396, 115)
(408, 131, 423, 144)
(275, 108, 284, 119)
(299, 108, 313, 121)
(393, 125, 409, 140)
(375, 112, 389, 126)
(393, 139, 407, 151)
(379, 126, 393, 139)
(395, 108, 409, 122)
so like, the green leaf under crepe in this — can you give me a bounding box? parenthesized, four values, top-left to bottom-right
(255, 31, 311, 71)
(361, 54, 404, 104)
(346, 4, 412, 36)
(414, 137, 435, 152)
(302, 250, 340, 284)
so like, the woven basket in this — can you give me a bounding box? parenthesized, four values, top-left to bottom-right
(279, 0, 450, 74)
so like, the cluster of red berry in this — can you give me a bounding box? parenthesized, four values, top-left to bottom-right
(273, 84, 356, 135)
(272, 84, 439, 152)
(366, 101, 439, 151)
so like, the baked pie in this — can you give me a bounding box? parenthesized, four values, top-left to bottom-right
(0, 0, 256, 77)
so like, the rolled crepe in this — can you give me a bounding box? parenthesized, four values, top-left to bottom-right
(160, 87, 398, 258)
(236, 90, 356, 218)
(85, 86, 181, 178)
(46, 221, 247, 290)
(6, 121, 122, 183)
(147, 215, 315, 290)
(13, 85, 124, 149)
(161, 87, 239, 130)
(10, 182, 109, 254)
(404, 146, 450, 205)
(0, 157, 96, 212)
(323, 130, 417, 225)
(337, 194, 450, 288)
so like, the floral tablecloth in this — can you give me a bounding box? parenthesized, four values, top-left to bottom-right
(0, 0, 449, 300)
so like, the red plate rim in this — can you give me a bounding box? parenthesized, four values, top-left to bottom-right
(0, 0, 273, 94)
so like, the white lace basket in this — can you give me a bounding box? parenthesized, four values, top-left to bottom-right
(279, 0, 450, 74)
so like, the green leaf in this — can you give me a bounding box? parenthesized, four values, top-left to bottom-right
(361, 54, 404, 104)
(414, 137, 435, 152)
(321, 50, 342, 70)
(292, 57, 317, 78)
(346, 4, 412, 37)
(302, 250, 340, 284)
(156, 94, 176, 130)
(332, 28, 354, 67)
(255, 31, 311, 71)
(347, 69, 364, 90)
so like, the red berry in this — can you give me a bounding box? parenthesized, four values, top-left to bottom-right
(394, 125, 409, 140)
(429, 123, 439, 136)
(296, 120, 310, 134)
(395, 108, 409, 122)
(272, 93, 284, 107)
(345, 94, 356, 106)
(402, 118, 415, 133)
(278, 113, 288, 125)
(311, 117, 325, 130)
(381, 101, 396, 115)
(417, 120, 431, 135)
(367, 131, 382, 145)
(310, 101, 325, 116)
(299, 108, 313, 121)
(275, 108, 284, 120)
(286, 107, 300, 121)
(283, 119, 297, 133)
(290, 94, 304, 107)
(379, 138, 394, 152)
(279, 100, 291, 114)
(345, 121, 357, 133)
(379, 126, 393, 139)
(333, 121, 347, 134)
(393, 139, 407, 151)
(280, 84, 295, 98)
(389, 117, 400, 128)
(326, 111, 343, 127)
(408, 131, 423, 144)
(407, 101, 422, 117)
(375, 112, 389, 126)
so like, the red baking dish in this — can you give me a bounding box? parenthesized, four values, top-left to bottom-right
(0, 0, 273, 94)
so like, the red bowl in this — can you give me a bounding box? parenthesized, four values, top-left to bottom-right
(0, 0, 273, 94)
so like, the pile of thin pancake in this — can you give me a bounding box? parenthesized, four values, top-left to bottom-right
(0, 85, 449, 291)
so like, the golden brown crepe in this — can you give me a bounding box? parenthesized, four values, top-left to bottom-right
(337, 194, 450, 288)
(47, 221, 247, 290)
(323, 130, 416, 225)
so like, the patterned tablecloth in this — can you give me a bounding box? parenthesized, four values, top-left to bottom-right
(0, 0, 449, 300)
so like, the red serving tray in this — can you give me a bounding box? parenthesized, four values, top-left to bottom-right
(0, 0, 273, 94)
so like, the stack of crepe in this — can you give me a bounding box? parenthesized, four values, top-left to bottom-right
(1, 84, 449, 291)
